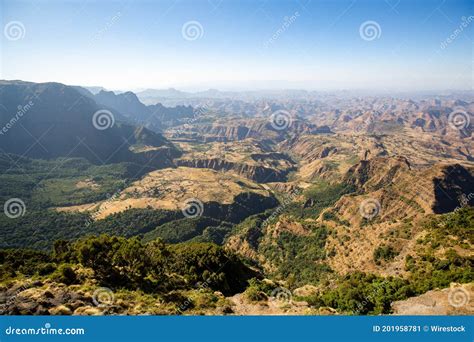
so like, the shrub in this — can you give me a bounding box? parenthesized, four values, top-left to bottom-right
(243, 278, 275, 302)
(373, 245, 398, 265)
(51, 264, 77, 285)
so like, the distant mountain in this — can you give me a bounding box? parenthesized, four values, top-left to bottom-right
(137, 88, 190, 99)
(0, 81, 179, 167)
(83, 86, 106, 95)
(95, 90, 195, 131)
(135, 88, 316, 105)
(94, 90, 162, 131)
(168, 116, 332, 143)
(147, 103, 195, 126)
(136, 88, 233, 105)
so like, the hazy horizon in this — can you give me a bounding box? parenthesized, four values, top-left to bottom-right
(2, 78, 473, 96)
(1, 0, 473, 91)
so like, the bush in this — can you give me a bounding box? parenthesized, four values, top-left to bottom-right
(243, 278, 275, 302)
(259, 223, 332, 286)
(7, 234, 256, 296)
(51, 264, 77, 285)
(37, 263, 56, 276)
(73, 235, 148, 288)
(0, 248, 51, 277)
(314, 272, 409, 314)
(168, 242, 256, 295)
(373, 245, 398, 265)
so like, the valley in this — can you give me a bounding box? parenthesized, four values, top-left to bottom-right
(0, 81, 473, 316)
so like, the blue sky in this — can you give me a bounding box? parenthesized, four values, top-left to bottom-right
(1, 0, 472, 91)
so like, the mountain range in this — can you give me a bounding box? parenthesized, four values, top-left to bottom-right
(0, 79, 472, 316)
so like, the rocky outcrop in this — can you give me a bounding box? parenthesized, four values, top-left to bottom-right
(175, 158, 294, 183)
(0, 81, 179, 168)
(132, 145, 181, 170)
(169, 118, 333, 143)
(392, 283, 473, 315)
(203, 192, 279, 224)
(432, 164, 474, 213)
(343, 156, 411, 191)
(0, 281, 92, 315)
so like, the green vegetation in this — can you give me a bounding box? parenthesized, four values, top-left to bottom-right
(373, 245, 398, 265)
(167, 242, 256, 294)
(322, 210, 350, 226)
(284, 182, 355, 219)
(259, 223, 332, 287)
(424, 207, 473, 245)
(0, 203, 275, 251)
(1, 235, 255, 296)
(243, 278, 276, 302)
(308, 245, 473, 315)
(303, 181, 354, 204)
(304, 208, 474, 314)
(345, 155, 359, 165)
(1, 208, 472, 315)
(309, 272, 410, 314)
(0, 208, 183, 250)
(143, 217, 232, 244)
(404, 249, 473, 295)
(90, 208, 182, 237)
(227, 210, 274, 247)
(0, 248, 50, 281)
(1, 150, 472, 315)
(0, 210, 92, 250)
(0, 155, 145, 208)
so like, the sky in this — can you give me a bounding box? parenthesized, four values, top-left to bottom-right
(0, 0, 472, 91)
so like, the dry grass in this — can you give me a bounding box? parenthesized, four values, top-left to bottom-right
(55, 167, 272, 219)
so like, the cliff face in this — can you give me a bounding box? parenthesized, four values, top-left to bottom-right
(172, 139, 296, 183)
(337, 158, 474, 221)
(343, 156, 412, 191)
(175, 158, 294, 183)
(203, 192, 278, 223)
(131, 146, 181, 170)
(433, 164, 474, 213)
(167, 117, 333, 143)
(322, 159, 474, 275)
(0, 81, 179, 169)
(226, 156, 474, 278)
